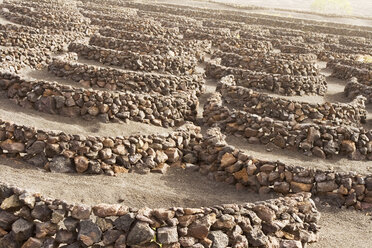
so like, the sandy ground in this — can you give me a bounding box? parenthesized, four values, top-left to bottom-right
(0, 157, 273, 208)
(309, 205, 372, 248)
(0, 93, 172, 137)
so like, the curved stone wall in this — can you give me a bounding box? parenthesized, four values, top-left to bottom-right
(48, 59, 205, 96)
(197, 127, 372, 207)
(205, 62, 328, 96)
(0, 72, 198, 127)
(203, 93, 371, 160)
(68, 43, 197, 76)
(217, 75, 365, 126)
(0, 118, 201, 175)
(345, 78, 372, 103)
(215, 51, 319, 76)
(329, 63, 372, 84)
(0, 183, 319, 247)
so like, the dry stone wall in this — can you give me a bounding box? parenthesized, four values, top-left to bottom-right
(0, 119, 201, 175)
(215, 51, 319, 76)
(89, 35, 204, 60)
(90, 17, 179, 38)
(203, 93, 372, 161)
(0, 182, 320, 248)
(68, 43, 197, 76)
(328, 63, 372, 84)
(197, 127, 372, 208)
(216, 76, 365, 126)
(127, 2, 372, 38)
(345, 78, 372, 103)
(205, 62, 328, 96)
(48, 58, 205, 96)
(0, 72, 198, 127)
(0, 46, 51, 72)
(0, 3, 89, 32)
(0, 30, 68, 52)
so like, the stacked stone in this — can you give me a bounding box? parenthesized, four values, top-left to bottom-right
(79, 5, 136, 17)
(68, 43, 197, 76)
(0, 182, 320, 247)
(214, 49, 317, 66)
(324, 43, 372, 55)
(0, 46, 51, 72)
(0, 30, 69, 52)
(98, 28, 212, 56)
(218, 75, 366, 125)
(0, 119, 202, 175)
(0, 72, 199, 127)
(345, 78, 372, 103)
(90, 17, 179, 38)
(197, 127, 372, 208)
(203, 93, 371, 160)
(339, 36, 372, 49)
(329, 63, 372, 83)
(205, 62, 328, 96)
(0, 3, 90, 32)
(89, 35, 201, 59)
(48, 58, 205, 96)
(328, 58, 372, 70)
(183, 31, 273, 51)
(127, 2, 372, 38)
(79, 9, 138, 23)
(216, 52, 318, 76)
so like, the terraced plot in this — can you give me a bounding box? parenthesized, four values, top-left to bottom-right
(0, 0, 371, 247)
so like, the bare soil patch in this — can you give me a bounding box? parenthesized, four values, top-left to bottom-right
(0, 157, 273, 208)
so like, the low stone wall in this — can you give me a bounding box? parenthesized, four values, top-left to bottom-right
(197, 128, 372, 208)
(0, 118, 202, 175)
(215, 51, 319, 76)
(79, 2, 138, 17)
(0, 3, 89, 32)
(80, 9, 138, 24)
(203, 93, 372, 160)
(328, 58, 372, 71)
(345, 78, 372, 103)
(328, 63, 372, 84)
(90, 17, 179, 38)
(0, 72, 198, 127)
(89, 35, 203, 60)
(217, 47, 311, 62)
(68, 43, 197, 76)
(127, 2, 372, 39)
(205, 62, 328, 96)
(48, 58, 205, 96)
(0, 46, 51, 72)
(0, 30, 68, 52)
(217, 75, 365, 126)
(216, 44, 317, 61)
(183, 30, 273, 51)
(324, 43, 372, 56)
(0, 182, 320, 247)
(98, 28, 212, 54)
